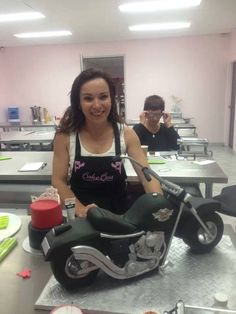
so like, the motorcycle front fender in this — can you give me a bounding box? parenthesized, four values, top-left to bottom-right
(176, 197, 222, 237)
(188, 197, 221, 214)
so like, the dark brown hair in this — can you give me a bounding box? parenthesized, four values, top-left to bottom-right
(144, 95, 165, 111)
(58, 68, 120, 133)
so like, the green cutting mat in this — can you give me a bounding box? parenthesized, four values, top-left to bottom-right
(0, 156, 12, 161)
(148, 158, 165, 164)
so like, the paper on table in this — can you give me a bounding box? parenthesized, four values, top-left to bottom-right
(192, 160, 216, 165)
(18, 162, 46, 172)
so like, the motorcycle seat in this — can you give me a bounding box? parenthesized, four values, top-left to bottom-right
(213, 185, 236, 217)
(88, 193, 176, 234)
(87, 207, 137, 234)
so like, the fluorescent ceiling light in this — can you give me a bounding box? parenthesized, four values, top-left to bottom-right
(0, 12, 45, 22)
(119, 0, 201, 12)
(14, 31, 72, 38)
(129, 22, 191, 31)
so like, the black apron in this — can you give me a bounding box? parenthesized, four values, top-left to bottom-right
(70, 124, 128, 214)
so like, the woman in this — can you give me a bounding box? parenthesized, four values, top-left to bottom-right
(52, 68, 162, 217)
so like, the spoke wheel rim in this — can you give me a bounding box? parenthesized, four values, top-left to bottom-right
(197, 221, 217, 244)
(65, 255, 92, 279)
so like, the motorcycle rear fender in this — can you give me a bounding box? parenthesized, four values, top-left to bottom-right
(41, 218, 100, 261)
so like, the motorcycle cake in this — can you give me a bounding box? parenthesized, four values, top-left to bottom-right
(41, 156, 224, 290)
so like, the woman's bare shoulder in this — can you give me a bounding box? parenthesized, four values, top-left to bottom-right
(124, 125, 138, 138)
(54, 132, 70, 147)
(123, 125, 140, 147)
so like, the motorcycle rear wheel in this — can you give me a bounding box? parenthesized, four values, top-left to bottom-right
(182, 212, 224, 254)
(50, 248, 99, 290)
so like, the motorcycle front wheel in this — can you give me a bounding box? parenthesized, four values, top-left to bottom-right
(50, 248, 99, 290)
(182, 212, 224, 254)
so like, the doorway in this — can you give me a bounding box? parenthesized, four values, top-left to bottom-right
(229, 61, 236, 148)
(81, 55, 125, 120)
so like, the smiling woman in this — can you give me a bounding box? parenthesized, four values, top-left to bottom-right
(82, 55, 126, 120)
(52, 68, 162, 218)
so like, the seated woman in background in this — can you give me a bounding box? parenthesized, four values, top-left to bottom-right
(52, 69, 162, 218)
(133, 95, 180, 152)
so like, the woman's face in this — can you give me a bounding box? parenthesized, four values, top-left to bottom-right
(80, 78, 111, 124)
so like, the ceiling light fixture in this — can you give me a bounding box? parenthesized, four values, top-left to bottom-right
(14, 30, 72, 38)
(0, 12, 45, 22)
(129, 22, 191, 31)
(119, 0, 201, 12)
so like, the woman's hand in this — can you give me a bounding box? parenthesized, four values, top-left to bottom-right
(75, 202, 98, 218)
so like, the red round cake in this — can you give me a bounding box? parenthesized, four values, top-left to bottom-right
(30, 199, 62, 229)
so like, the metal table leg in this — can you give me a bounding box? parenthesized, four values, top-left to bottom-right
(205, 183, 213, 198)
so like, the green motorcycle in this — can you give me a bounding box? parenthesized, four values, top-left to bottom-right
(41, 156, 224, 290)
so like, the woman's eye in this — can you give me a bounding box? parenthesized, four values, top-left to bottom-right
(100, 94, 108, 100)
(84, 96, 93, 102)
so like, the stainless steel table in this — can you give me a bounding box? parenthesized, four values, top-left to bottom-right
(0, 131, 55, 150)
(0, 215, 52, 314)
(174, 123, 196, 129)
(0, 122, 56, 132)
(174, 123, 197, 137)
(124, 157, 228, 197)
(0, 151, 52, 182)
(1, 216, 235, 314)
(0, 152, 53, 207)
(0, 151, 228, 198)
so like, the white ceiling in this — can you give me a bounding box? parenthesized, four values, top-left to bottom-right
(0, 0, 236, 47)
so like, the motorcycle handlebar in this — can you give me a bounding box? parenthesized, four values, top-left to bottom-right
(115, 155, 187, 201)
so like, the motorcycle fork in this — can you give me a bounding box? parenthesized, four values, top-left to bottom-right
(160, 202, 185, 268)
(189, 206, 215, 239)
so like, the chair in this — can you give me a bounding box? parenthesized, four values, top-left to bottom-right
(213, 185, 236, 217)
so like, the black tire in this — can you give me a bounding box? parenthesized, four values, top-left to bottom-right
(50, 248, 99, 290)
(182, 212, 224, 254)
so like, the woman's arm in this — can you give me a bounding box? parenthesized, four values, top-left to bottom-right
(124, 126, 162, 194)
(52, 133, 95, 217)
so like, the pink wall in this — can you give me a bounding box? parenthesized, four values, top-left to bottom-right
(228, 30, 236, 150)
(0, 48, 8, 109)
(0, 34, 231, 144)
(124, 36, 229, 143)
(229, 30, 236, 60)
(0, 45, 80, 122)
